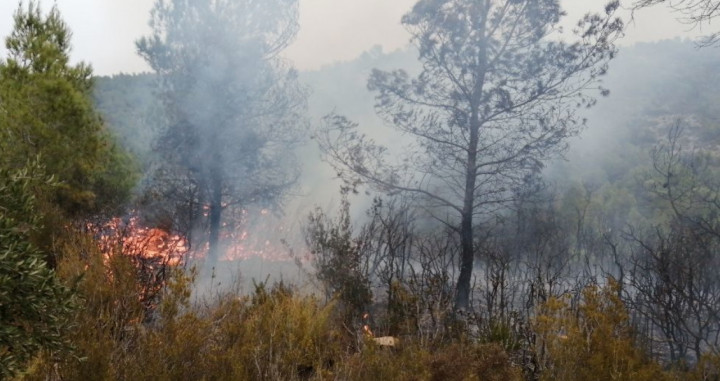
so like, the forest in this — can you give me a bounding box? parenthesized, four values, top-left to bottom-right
(4, 0, 720, 380)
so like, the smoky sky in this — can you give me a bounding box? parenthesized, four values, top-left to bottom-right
(0, 0, 713, 75)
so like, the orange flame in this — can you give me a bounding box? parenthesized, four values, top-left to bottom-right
(93, 215, 187, 266)
(93, 208, 308, 268)
(85, 214, 189, 315)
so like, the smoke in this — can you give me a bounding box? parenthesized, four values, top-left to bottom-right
(120, 0, 307, 294)
(547, 39, 720, 185)
(93, 0, 720, 296)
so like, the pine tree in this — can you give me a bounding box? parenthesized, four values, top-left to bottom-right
(0, 1, 136, 217)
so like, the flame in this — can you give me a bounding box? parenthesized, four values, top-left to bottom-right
(85, 208, 313, 313)
(201, 207, 301, 263)
(93, 207, 308, 269)
(362, 312, 374, 337)
(363, 325, 374, 337)
(85, 213, 189, 315)
(93, 215, 187, 266)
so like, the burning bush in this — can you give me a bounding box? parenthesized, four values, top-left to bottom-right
(87, 213, 187, 317)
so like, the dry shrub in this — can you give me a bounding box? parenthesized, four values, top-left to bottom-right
(338, 340, 431, 380)
(430, 342, 522, 381)
(535, 279, 672, 381)
(216, 282, 341, 380)
(15, 226, 149, 381)
(336, 339, 520, 381)
(117, 278, 340, 381)
(683, 353, 720, 381)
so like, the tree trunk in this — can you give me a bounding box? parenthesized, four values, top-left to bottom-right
(207, 172, 223, 266)
(454, 2, 489, 310)
(455, 110, 480, 310)
(455, 212, 475, 310)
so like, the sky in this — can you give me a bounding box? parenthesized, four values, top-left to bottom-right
(0, 0, 713, 75)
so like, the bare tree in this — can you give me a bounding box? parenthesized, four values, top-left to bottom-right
(627, 226, 720, 363)
(626, 125, 720, 363)
(318, 0, 623, 309)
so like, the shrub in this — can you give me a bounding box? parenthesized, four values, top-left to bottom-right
(535, 279, 672, 381)
(0, 164, 75, 379)
(337, 339, 521, 381)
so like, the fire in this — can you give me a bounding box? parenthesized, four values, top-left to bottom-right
(362, 312, 374, 337)
(361, 312, 399, 347)
(84, 213, 189, 315)
(206, 207, 299, 263)
(93, 215, 187, 267)
(86, 208, 310, 313)
(92, 207, 306, 269)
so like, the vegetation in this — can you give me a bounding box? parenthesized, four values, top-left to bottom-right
(0, 2, 136, 217)
(535, 280, 669, 381)
(5, 0, 720, 380)
(0, 162, 75, 379)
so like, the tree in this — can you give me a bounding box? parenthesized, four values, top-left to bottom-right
(627, 125, 720, 363)
(0, 1, 136, 217)
(137, 0, 306, 266)
(633, 0, 720, 46)
(318, 0, 623, 309)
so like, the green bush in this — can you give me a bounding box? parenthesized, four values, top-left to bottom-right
(0, 163, 75, 378)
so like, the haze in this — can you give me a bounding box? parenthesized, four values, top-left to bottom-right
(0, 0, 709, 75)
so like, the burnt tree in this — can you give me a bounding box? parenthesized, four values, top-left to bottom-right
(319, 0, 623, 309)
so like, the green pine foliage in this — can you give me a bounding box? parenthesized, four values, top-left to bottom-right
(0, 1, 136, 217)
(92, 74, 160, 166)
